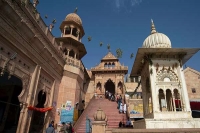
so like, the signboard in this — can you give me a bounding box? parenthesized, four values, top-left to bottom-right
(129, 103, 143, 118)
(60, 101, 74, 123)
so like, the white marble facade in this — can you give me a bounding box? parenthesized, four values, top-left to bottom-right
(132, 20, 200, 129)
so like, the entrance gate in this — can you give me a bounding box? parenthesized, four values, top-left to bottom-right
(0, 73, 22, 133)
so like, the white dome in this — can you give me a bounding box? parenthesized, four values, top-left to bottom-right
(142, 32, 171, 48)
(142, 20, 172, 48)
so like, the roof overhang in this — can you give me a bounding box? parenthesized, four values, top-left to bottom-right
(131, 48, 200, 76)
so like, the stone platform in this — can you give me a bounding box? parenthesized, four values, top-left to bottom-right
(134, 118, 200, 129)
(105, 128, 200, 133)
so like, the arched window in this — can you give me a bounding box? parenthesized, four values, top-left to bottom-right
(108, 62, 111, 68)
(158, 89, 166, 111)
(69, 49, 75, 58)
(64, 26, 71, 34)
(72, 28, 78, 37)
(112, 62, 115, 68)
(104, 63, 108, 68)
(164, 77, 170, 82)
(96, 82, 102, 94)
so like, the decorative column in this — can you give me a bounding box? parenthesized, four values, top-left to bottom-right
(19, 65, 41, 133)
(115, 74, 117, 94)
(16, 74, 30, 133)
(67, 49, 70, 56)
(178, 65, 191, 112)
(92, 108, 107, 133)
(70, 26, 74, 34)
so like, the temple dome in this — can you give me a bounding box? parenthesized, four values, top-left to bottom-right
(65, 13, 82, 25)
(142, 20, 171, 48)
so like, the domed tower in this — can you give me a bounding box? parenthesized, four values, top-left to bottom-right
(55, 9, 87, 124)
(130, 20, 200, 129)
(56, 9, 86, 60)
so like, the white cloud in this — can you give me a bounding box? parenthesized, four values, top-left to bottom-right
(109, 0, 143, 13)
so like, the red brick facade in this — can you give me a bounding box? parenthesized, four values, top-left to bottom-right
(184, 67, 200, 100)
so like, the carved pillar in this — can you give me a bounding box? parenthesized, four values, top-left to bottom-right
(172, 93, 176, 112)
(77, 29, 80, 40)
(163, 90, 167, 111)
(67, 49, 70, 56)
(115, 74, 117, 94)
(18, 65, 41, 133)
(70, 26, 74, 35)
(101, 75, 103, 94)
(16, 74, 30, 133)
(74, 53, 77, 59)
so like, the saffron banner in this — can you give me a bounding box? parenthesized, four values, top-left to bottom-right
(27, 106, 53, 112)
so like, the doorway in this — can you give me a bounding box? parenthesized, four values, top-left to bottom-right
(0, 72, 22, 133)
(105, 79, 115, 94)
(29, 90, 46, 133)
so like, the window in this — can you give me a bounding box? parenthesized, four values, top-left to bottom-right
(192, 88, 196, 93)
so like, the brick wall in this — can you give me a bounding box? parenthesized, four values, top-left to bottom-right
(184, 67, 200, 100)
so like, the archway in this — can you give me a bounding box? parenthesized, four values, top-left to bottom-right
(0, 72, 22, 133)
(96, 82, 102, 94)
(105, 79, 115, 94)
(29, 90, 46, 133)
(117, 81, 123, 94)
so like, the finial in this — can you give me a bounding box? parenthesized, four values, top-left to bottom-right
(151, 19, 157, 34)
(74, 7, 78, 13)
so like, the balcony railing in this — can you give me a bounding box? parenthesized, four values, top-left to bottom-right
(65, 56, 84, 72)
(91, 66, 128, 71)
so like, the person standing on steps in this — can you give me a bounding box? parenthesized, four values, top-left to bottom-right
(119, 102, 123, 113)
(123, 103, 127, 114)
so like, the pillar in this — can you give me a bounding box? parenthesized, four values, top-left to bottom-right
(18, 65, 41, 133)
(67, 49, 70, 56)
(92, 121, 107, 133)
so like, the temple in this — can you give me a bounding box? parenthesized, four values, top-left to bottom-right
(0, 1, 200, 133)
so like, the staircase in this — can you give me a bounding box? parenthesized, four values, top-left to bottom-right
(74, 97, 127, 133)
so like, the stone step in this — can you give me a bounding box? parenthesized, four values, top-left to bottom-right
(74, 98, 126, 133)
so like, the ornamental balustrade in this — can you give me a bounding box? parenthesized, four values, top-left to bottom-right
(91, 66, 128, 70)
(65, 56, 84, 71)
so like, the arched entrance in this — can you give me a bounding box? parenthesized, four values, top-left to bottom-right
(30, 90, 47, 133)
(96, 82, 102, 94)
(105, 79, 115, 94)
(0, 72, 22, 133)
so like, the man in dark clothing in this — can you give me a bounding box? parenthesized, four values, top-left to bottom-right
(68, 122, 73, 133)
(118, 121, 123, 128)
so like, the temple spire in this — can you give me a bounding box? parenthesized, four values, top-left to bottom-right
(151, 19, 157, 34)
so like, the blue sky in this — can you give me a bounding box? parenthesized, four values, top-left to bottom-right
(37, 0, 200, 73)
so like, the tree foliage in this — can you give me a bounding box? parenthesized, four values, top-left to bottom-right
(116, 48, 123, 58)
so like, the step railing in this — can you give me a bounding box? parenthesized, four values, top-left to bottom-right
(74, 95, 95, 130)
